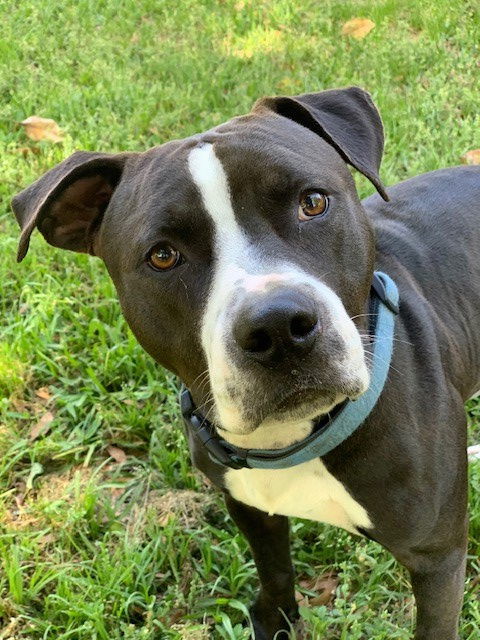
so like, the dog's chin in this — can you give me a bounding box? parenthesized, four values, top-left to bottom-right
(264, 388, 341, 425)
(213, 369, 370, 443)
(216, 387, 350, 438)
(215, 387, 350, 450)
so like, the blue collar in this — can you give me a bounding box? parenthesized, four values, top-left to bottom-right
(180, 271, 399, 470)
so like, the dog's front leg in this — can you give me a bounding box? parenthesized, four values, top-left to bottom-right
(409, 547, 467, 640)
(399, 532, 467, 640)
(224, 493, 299, 639)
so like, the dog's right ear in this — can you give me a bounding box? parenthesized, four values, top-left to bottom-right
(12, 151, 134, 262)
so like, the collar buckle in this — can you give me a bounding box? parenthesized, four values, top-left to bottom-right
(180, 388, 250, 469)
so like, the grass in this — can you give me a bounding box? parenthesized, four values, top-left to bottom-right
(0, 0, 480, 637)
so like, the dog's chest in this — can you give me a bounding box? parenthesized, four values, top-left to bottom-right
(224, 459, 372, 534)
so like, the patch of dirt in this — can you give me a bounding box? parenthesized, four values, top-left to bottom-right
(124, 488, 216, 541)
(34, 466, 94, 503)
(169, 623, 210, 640)
(3, 466, 96, 531)
(149, 489, 215, 528)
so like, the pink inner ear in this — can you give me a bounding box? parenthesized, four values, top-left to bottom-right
(46, 175, 115, 252)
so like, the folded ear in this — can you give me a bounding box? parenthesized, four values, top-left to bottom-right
(255, 86, 388, 201)
(12, 150, 134, 262)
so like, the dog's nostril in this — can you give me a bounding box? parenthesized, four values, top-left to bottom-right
(290, 312, 318, 339)
(233, 292, 319, 363)
(244, 328, 273, 353)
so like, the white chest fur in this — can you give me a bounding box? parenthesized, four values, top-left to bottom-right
(224, 458, 372, 535)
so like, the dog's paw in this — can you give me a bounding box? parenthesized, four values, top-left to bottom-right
(250, 617, 290, 640)
(249, 600, 299, 639)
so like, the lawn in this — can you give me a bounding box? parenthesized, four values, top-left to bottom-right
(1, 0, 480, 638)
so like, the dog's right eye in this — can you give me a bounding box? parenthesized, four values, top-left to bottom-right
(147, 244, 182, 271)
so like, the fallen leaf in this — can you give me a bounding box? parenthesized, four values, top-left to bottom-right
(461, 149, 480, 165)
(29, 411, 54, 441)
(20, 116, 65, 142)
(314, 573, 339, 597)
(298, 572, 339, 607)
(35, 387, 51, 401)
(107, 445, 127, 463)
(341, 18, 375, 39)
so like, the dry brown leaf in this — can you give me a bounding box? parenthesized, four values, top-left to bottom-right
(107, 445, 127, 463)
(461, 149, 480, 165)
(298, 572, 339, 607)
(341, 18, 375, 39)
(29, 411, 54, 441)
(308, 576, 338, 606)
(20, 116, 65, 142)
(35, 387, 52, 401)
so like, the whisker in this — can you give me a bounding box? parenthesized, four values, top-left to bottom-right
(350, 313, 379, 321)
(358, 333, 413, 347)
(191, 368, 210, 389)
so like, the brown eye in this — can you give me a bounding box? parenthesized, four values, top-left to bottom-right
(147, 244, 182, 271)
(298, 192, 328, 221)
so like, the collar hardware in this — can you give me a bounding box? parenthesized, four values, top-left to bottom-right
(181, 271, 400, 470)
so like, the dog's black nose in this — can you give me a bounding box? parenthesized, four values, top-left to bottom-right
(233, 291, 319, 365)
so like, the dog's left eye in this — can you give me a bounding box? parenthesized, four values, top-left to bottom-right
(147, 244, 182, 271)
(298, 192, 329, 221)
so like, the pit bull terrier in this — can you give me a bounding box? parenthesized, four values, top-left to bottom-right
(12, 87, 480, 639)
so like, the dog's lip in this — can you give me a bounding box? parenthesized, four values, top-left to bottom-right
(248, 384, 341, 427)
(272, 386, 334, 413)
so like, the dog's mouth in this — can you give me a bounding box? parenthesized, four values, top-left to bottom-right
(268, 386, 339, 419)
(213, 383, 355, 449)
(220, 384, 357, 435)
(210, 364, 370, 440)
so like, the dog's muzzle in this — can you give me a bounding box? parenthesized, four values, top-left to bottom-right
(181, 271, 400, 470)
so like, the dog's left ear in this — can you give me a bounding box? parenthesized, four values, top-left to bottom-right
(256, 86, 388, 201)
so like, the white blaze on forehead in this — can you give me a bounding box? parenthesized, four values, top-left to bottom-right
(187, 143, 240, 238)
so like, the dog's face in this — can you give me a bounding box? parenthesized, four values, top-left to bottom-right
(12, 87, 387, 440)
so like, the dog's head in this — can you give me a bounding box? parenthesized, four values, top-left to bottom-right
(12, 87, 387, 444)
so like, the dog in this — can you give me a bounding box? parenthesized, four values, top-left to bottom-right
(12, 86, 479, 639)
